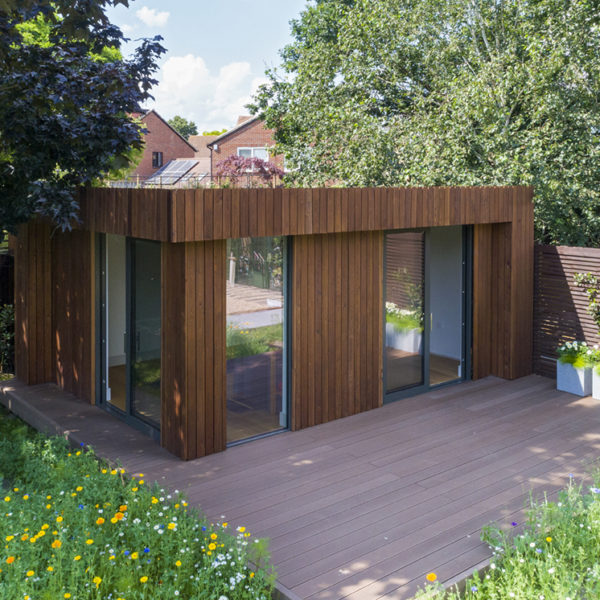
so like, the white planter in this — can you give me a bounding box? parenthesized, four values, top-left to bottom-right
(556, 360, 592, 396)
(593, 369, 600, 400)
(385, 323, 422, 354)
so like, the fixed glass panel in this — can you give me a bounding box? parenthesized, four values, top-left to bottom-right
(226, 237, 286, 444)
(429, 227, 463, 386)
(105, 234, 127, 412)
(385, 232, 425, 393)
(130, 240, 161, 427)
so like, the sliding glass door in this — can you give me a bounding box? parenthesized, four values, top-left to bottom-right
(384, 226, 469, 401)
(99, 235, 161, 436)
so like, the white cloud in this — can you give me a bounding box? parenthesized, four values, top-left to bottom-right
(136, 6, 170, 27)
(148, 54, 268, 132)
(121, 23, 135, 35)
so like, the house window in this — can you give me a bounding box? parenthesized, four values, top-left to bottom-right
(152, 152, 163, 168)
(237, 147, 269, 161)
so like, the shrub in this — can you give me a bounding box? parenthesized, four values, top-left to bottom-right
(0, 407, 275, 599)
(415, 474, 600, 599)
(0, 303, 14, 373)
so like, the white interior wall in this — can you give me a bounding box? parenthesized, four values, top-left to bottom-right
(106, 234, 126, 367)
(429, 227, 463, 360)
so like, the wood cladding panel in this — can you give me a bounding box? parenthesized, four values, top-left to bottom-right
(52, 230, 95, 402)
(78, 186, 531, 242)
(14, 222, 53, 385)
(291, 232, 384, 430)
(533, 245, 600, 378)
(161, 240, 227, 459)
(472, 188, 533, 380)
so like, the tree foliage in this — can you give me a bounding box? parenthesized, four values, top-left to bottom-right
(0, 0, 165, 232)
(215, 155, 284, 186)
(167, 115, 198, 140)
(252, 0, 600, 245)
(202, 128, 227, 136)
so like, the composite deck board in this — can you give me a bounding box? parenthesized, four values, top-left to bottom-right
(3, 375, 600, 600)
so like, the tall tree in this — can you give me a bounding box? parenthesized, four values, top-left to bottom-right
(0, 0, 165, 232)
(167, 115, 198, 140)
(252, 0, 600, 245)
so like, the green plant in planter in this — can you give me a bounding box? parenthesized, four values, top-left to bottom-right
(556, 341, 599, 369)
(385, 302, 422, 332)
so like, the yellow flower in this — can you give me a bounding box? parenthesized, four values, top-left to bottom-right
(76, 486, 83, 492)
(52, 540, 62, 549)
(23, 495, 29, 500)
(21, 534, 28, 541)
(182, 501, 188, 507)
(5, 535, 14, 542)
(13, 487, 18, 492)
(139, 479, 144, 485)
(168, 523, 176, 530)
(138, 473, 144, 477)
(546, 536, 552, 542)
(6, 556, 14, 564)
(119, 505, 127, 512)
(101, 469, 107, 474)
(426, 572, 437, 582)
(56, 516, 63, 523)
(64, 594, 71, 599)
(110, 469, 117, 475)
(93, 576, 102, 586)
(74, 555, 81, 561)
(26, 569, 34, 577)
(46, 495, 51, 500)
(151, 497, 159, 504)
(70, 493, 77, 497)
(210, 533, 218, 540)
(86, 539, 94, 545)
(250, 572, 255, 578)
(29, 537, 37, 543)
(96, 517, 105, 525)
(131, 552, 139, 560)
(131, 487, 138, 492)
(175, 560, 181, 567)
(46, 504, 52, 509)
(238, 526, 246, 533)
(41, 524, 49, 530)
(140, 576, 148, 583)
(222, 522, 228, 528)
(110, 517, 118, 524)
(47, 566, 54, 572)
(208, 543, 216, 551)
(3, 496, 9, 502)
(76, 451, 81, 456)
(109, 555, 115, 560)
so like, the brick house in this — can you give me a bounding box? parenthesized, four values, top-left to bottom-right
(130, 110, 197, 179)
(206, 116, 283, 177)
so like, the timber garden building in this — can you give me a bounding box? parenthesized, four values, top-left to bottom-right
(14, 187, 534, 460)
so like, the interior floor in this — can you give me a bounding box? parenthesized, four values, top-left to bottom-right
(107, 365, 160, 426)
(386, 349, 461, 392)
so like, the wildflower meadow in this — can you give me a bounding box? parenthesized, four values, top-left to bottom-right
(0, 407, 274, 599)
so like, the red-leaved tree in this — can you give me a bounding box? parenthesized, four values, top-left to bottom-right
(215, 155, 284, 186)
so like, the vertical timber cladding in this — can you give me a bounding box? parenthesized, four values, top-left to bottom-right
(291, 231, 384, 430)
(51, 230, 95, 402)
(161, 240, 227, 460)
(14, 222, 53, 385)
(472, 188, 534, 380)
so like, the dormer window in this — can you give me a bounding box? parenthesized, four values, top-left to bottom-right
(152, 152, 163, 168)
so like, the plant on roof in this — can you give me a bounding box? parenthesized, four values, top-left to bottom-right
(215, 155, 284, 187)
(0, 0, 165, 233)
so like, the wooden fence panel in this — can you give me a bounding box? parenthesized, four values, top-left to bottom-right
(533, 245, 600, 378)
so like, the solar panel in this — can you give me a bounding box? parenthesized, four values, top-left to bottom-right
(146, 159, 198, 185)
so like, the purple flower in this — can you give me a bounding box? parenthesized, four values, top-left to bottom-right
(511, 522, 518, 527)
(78, 504, 84, 509)
(590, 487, 600, 494)
(471, 586, 478, 592)
(124, 550, 130, 556)
(536, 548, 543, 554)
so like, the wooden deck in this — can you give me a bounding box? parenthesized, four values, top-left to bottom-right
(2, 375, 600, 599)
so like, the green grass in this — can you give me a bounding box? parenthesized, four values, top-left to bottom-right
(227, 323, 283, 360)
(385, 312, 422, 333)
(0, 406, 275, 599)
(415, 473, 600, 599)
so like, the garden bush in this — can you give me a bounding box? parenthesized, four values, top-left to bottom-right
(416, 473, 600, 599)
(0, 407, 274, 599)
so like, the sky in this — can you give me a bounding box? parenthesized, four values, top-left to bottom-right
(106, 1, 308, 132)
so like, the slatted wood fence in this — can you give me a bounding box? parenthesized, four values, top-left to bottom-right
(533, 245, 600, 378)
